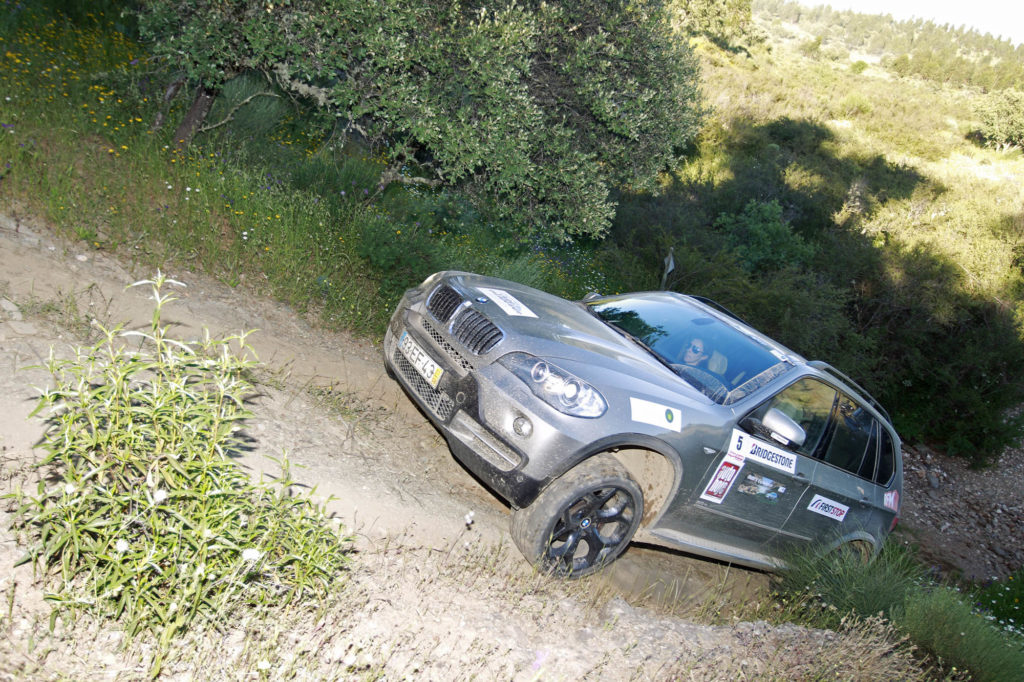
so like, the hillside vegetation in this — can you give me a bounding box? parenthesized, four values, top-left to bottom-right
(1, 0, 1023, 464)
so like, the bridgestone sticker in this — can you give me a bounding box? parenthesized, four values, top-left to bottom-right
(700, 452, 745, 504)
(806, 494, 849, 522)
(727, 429, 796, 474)
(477, 287, 537, 318)
(630, 397, 682, 433)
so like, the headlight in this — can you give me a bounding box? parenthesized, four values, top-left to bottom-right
(499, 352, 607, 418)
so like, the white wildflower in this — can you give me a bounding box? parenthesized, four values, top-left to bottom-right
(115, 539, 129, 554)
(257, 660, 271, 671)
(242, 548, 263, 563)
(153, 489, 168, 503)
(63, 483, 75, 495)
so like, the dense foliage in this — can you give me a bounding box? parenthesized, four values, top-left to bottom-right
(3, 1, 1024, 462)
(756, 0, 1024, 90)
(667, 0, 760, 50)
(136, 0, 703, 241)
(976, 90, 1024, 149)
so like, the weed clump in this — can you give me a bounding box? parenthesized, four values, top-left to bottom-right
(8, 273, 350, 673)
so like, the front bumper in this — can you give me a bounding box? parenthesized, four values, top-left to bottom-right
(384, 310, 549, 508)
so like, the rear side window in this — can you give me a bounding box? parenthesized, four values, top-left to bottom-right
(876, 428, 897, 485)
(822, 395, 876, 476)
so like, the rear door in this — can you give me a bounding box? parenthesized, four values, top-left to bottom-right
(686, 377, 837, 552)
(777, 393, 888, 549)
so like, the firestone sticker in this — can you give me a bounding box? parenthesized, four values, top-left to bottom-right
(700, 452, 745, 504)
(727, 429, 796, 475)
(807, 494, 849, 522)
(477, 287, 537, 318)
(630, 397, 682, 433)
(884, 489, 900, 512)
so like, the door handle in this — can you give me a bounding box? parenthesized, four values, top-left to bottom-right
(794, 472, 808, 481)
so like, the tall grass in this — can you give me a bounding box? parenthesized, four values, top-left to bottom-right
(773, 544, 1024, 680)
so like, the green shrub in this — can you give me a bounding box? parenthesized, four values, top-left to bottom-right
(713, 199, 814, 274)
(9, 274, 350, 674)
(975, 570, 1024, 642)
(903, 585, 1024, 682)
(976, 90, 1024, 150)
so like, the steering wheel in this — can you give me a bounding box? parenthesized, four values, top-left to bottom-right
(672, 364, 729, 402)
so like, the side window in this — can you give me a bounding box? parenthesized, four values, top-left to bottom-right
(876, 428, 896, 485)
(822, 395, 876, 475)
(745, 378, 837, 457)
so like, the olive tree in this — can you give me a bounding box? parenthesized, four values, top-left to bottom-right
(137, 0, 703, 240)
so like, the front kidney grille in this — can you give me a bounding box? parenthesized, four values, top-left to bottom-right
(427, 284, 463, 322)
(452, 309, 503, 355)
(422, 317, 474, 371)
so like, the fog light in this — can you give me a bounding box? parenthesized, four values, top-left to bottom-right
(513, 416, 533, 438)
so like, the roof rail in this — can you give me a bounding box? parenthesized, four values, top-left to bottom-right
(809, 360, 892, 425)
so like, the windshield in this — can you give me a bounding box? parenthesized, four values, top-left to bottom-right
(588, 293, 795, 404)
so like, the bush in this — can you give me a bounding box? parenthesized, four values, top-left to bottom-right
(713, 199, 813, 274)
(974, 569, 1024, 642)
(10, 274, 350, 674)
(976, 90, 1024, 150)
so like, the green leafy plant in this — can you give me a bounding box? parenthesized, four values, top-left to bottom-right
(713, 199, 814, 274)
(974, 570, 1024, 641)
(976, 90, 1024, 150)
(9, 273, 350, 674)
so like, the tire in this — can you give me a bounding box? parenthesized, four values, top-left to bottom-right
(510, 455, 643, 578)
(835, 539, 875, 564)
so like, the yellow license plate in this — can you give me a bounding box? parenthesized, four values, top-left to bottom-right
(399, 331, 444, 388)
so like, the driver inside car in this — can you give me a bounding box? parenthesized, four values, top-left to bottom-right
(681, 338, 710, 367)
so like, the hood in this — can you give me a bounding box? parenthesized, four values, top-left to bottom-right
(435, 271, 667, 374)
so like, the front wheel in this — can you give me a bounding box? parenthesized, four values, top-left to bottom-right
(510, 455, 643, 578)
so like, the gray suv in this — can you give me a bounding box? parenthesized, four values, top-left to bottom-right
(384, 271, 903, 577)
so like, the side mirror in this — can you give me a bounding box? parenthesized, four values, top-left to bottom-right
(762, 408, 806, 449)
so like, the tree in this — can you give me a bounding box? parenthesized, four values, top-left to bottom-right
(976, 90, 1024, 150)
(136, 0, 704, 241)
(666, 0, 759, 50)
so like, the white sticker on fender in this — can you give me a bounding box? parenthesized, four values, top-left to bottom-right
(807, 494, 849, 522)
(630, 397, 682, 432)
(726, 429, 796, 474)
(700, 452, 745, 504)
(477, 287, 537, 318)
